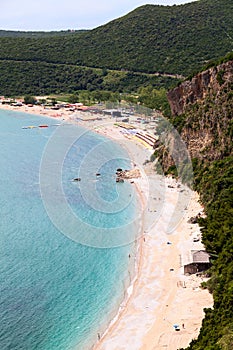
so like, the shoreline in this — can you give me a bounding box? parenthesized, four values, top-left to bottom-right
(0, 102, 213, 350)
(94, 176, 213, 350)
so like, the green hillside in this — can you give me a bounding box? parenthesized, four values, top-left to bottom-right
(0, 59, 179, 97)
(0, 29, 87, 38)
(0, 0, 232, 78)
(65, 0, 233, 75)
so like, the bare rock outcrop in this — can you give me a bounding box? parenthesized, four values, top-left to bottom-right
(167, 60, 233, 116)
(154, 59, 233, 177)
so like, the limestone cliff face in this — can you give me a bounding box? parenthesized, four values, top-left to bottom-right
(154, 59, 233, 177)
(167, 60, 233, 116)
(160, 59, 233, 171)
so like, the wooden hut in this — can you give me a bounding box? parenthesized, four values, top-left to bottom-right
(184, 250, 211, 275)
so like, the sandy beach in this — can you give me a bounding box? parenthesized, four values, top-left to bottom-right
(91, 127, 213, 350)
(0, 102, 213, 350)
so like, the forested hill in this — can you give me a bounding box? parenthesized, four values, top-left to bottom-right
(0, 30, 87, 38)
(0, 0, 233, 76)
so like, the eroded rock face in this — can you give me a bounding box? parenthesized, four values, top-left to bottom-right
(167, 60, 233, 116)
(155, 59, 233, 176)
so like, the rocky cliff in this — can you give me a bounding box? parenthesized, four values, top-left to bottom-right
(156, 57, 233, 350)
(156, 59, 233, 174)
(167, 60, 233, 116)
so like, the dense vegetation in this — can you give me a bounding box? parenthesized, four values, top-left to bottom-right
(0, 0, 232, 99)
(185, 156, 233, 350)
(187, 51, 233, 81)
(0, 29, 87, 38)
(0, 59, 177, 115)
(0, 59, 179, 96)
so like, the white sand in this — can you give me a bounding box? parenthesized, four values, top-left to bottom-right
(90, 124, 213, 350)
(1, 102, 213, 350)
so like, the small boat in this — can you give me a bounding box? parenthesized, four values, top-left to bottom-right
(39, 124, 49, 128)
(73, 177, 81, 182)
(22, 125, 37, 129)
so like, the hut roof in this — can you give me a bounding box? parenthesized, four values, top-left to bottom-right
(192, 250, 210, 263)
(182, 249, 210, 266)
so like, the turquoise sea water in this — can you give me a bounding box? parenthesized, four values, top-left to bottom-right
(0, 110, 140, 350)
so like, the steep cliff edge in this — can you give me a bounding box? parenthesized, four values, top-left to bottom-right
(156, 59, 233, 349)
(164, 59, 233, 167)
(167, 60, 233, 116)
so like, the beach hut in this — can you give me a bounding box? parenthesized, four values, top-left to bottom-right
(184, 250, 211, 275)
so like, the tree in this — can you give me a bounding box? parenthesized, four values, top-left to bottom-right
(68, 94, 79, 103)
(24, 95, 37, 105)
